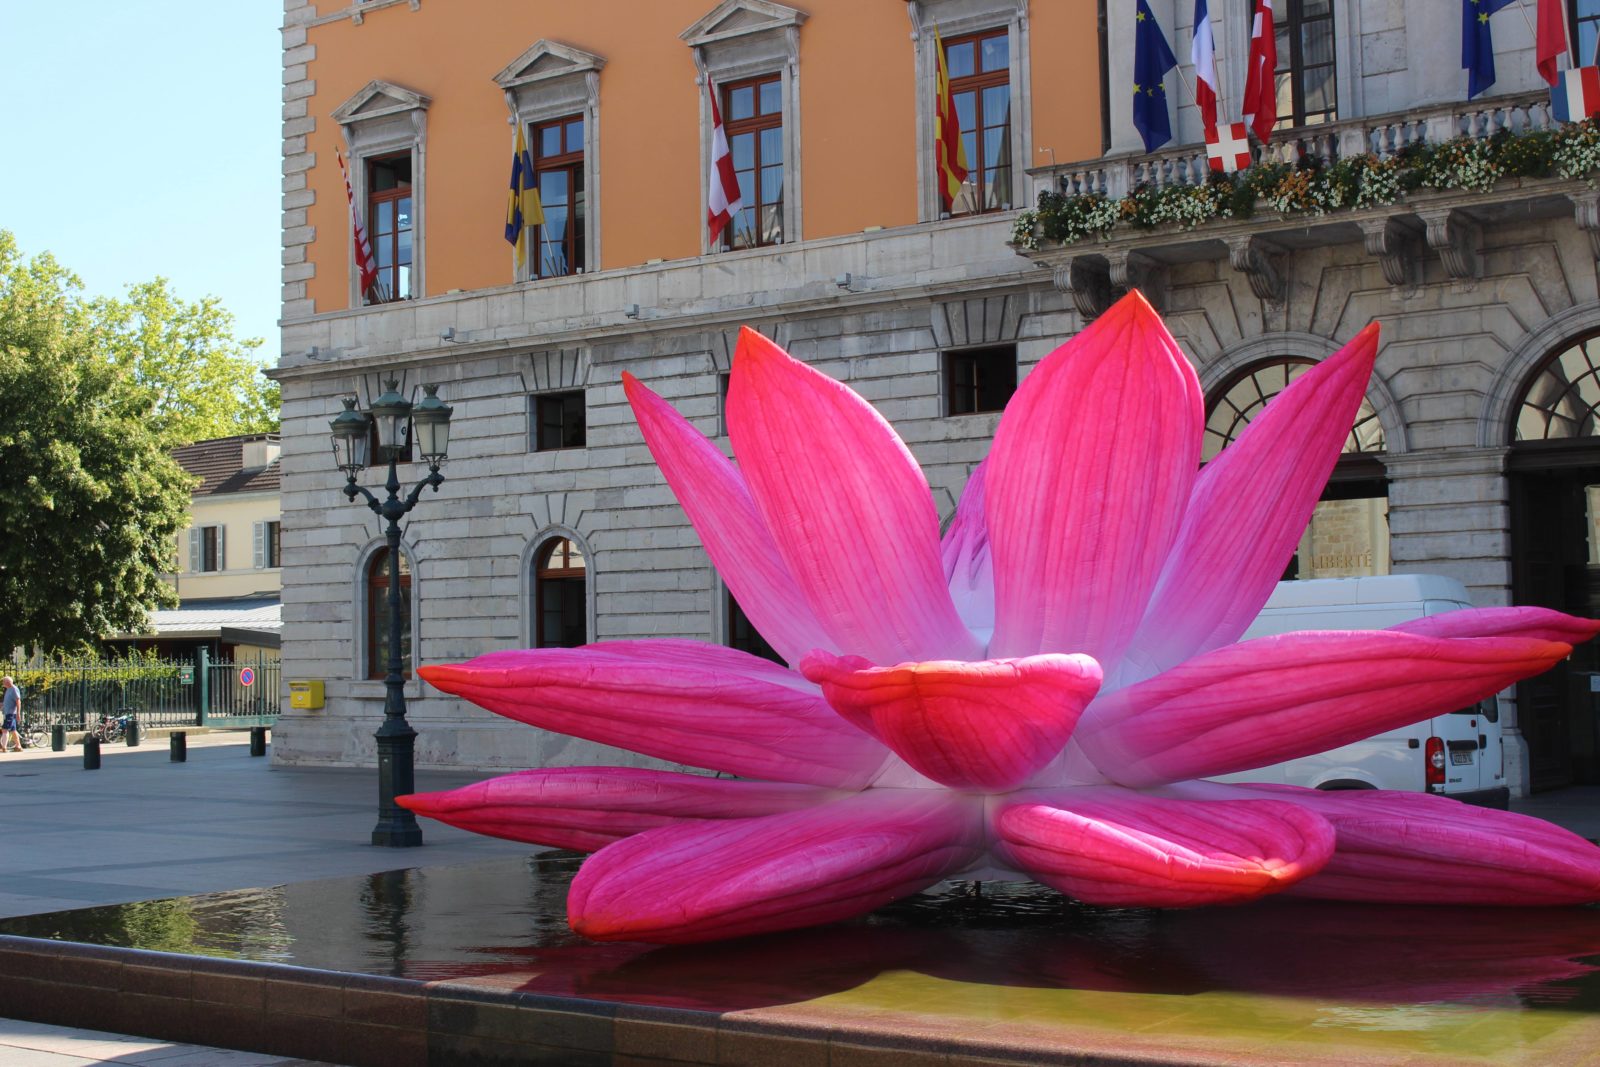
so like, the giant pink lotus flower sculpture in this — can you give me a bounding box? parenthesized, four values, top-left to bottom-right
(402, 292, 1600, 944)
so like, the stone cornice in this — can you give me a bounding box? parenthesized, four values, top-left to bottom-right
(272, 214, 1043, 381)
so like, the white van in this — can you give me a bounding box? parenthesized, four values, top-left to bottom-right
(1208, 574, 1509, 808)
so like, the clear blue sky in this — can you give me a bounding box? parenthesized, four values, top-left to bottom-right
(1, 2, 282, 367)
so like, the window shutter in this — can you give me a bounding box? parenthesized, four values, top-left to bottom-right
(188, 528, 200, 573)
(253, 522, 264, 569)
(217, 526, 226, 571)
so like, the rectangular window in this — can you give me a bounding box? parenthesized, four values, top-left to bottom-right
(532, 115, 586, 277)
(944, 29, 1012, 215)
(721, 74, 784, 249)
(189, 525, 225, 573)
(1274, 0, 1336, 128)
(727, 591, 784, 664)
(1573, 0, 1600, 66)
(944, 344, 1018, 416)
(255, 521, 281, 569)
(530, 391, 587, 451)
(366, 153, 413, 303)
(718, 372, 732, 435)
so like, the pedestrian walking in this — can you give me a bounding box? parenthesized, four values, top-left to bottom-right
(1, 676, 22, 752)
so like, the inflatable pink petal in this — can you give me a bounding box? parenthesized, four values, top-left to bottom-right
(568, 790, 986, 943)
(397, 767, 842, 852)
(799, 651, 1101, 790)
(991, 786, 1334, 907)
(940, 459, 995, 638)
(1077, 630, 1575, 787)
(622, 372, 835, 666)
(418, 640, 888, 788)
(406, 310, 1600, 942)
(1224, 785, 1600, 906)
(1121, 324, 1381, 683)
(986, 290, 1202, 665)
(1390, 605, 1600, 645)
(726, 328, 980, 665)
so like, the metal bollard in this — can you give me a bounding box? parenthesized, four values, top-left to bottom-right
(249, 726, 267, 757)
(83, 736, 101, 770)
(126, 718, 140, 747)
(51, 724, 65, 751)
(169, 731, 187, 762)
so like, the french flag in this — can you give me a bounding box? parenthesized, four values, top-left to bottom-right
(1553, 66, 1600, 123)
(1192, 0, 1218, 139)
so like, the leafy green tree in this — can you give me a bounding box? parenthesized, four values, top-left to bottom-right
(95, 278, 279, 446)
(0, 234, 195, 652)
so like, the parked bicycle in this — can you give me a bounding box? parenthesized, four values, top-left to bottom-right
(19, 718, 45, 750)
(89, 708, 141, 744)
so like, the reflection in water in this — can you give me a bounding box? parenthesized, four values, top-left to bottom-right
(4, 855, 1600, 1015)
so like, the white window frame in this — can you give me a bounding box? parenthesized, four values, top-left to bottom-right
(331, 80, 430, 306)
(188, 525, 226, 574)
(253, 520, 282, 570)
(682, 0, 808, 254)
(907, 0, 1032, 221)
(494, 41, 606, 282)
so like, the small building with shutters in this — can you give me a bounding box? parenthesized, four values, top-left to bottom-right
(104, 435, 283, 663)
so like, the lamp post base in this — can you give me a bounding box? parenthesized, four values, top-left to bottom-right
(372, 823, 425, 848)
(373, 720, 423, 848)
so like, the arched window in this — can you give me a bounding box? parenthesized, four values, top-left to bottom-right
(534, 538, 587, 648)
(1204, 357, 1387, 581)
(1204, 358, 1384, 462)
(366, 547, 411, 679)
(1513, 332, 1600, 441)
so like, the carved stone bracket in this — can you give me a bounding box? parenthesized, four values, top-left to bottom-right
(1417, 208, 1481, 281)
(1106, 250, 1167, 310)
(1052, 256, 1112, 320)
(1571, 192, 1600, 261)
(1225, 235, 1286, 304)
(1358, 217, 1422, 289)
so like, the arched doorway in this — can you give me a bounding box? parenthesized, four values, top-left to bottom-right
(1508, 331, 1600, 790)
(1205, 357, 1389, 580)
(533, 537, 588, 648)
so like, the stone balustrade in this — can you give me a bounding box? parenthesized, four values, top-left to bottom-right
(1030, 91, 1558, 203)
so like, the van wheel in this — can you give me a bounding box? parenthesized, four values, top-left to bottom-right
(1316, 780, 1377, 791)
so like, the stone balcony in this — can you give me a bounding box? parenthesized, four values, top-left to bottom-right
(1017, 91, 1600, 318)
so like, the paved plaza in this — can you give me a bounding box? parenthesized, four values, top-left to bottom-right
(2, 733, 1598, 1066)
(0, 733, 530, 919)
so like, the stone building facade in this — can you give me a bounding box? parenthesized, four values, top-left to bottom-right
(276, 0, 1600, 796)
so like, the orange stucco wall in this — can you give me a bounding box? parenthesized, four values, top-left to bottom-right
(302, 1, 1103, 314)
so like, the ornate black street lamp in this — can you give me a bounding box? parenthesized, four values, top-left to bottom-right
(330, 380, 454, 847)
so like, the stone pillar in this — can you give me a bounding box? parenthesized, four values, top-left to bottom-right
(1382, 447, 1532, 794)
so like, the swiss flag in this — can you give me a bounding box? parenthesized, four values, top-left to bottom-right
(706, 78, 744, 247)
(1207, 121, 1252, 173)
(1553, 65, 1600, 122)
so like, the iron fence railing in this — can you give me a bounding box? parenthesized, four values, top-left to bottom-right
(9, 653, 279, 732)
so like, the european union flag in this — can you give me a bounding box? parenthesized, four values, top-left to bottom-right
(1133, 0, 1179, 152)
(1463, 0, 1517, 99)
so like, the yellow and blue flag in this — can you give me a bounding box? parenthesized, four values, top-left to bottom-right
(505, 123, 545, 273)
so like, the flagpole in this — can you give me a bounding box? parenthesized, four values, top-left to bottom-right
(1510, 0, 1538, 40)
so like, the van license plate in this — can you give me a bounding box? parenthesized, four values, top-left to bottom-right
(1450, 750, 1474, 766)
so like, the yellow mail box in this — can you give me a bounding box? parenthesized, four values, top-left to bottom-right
(288, 680, 325, 710)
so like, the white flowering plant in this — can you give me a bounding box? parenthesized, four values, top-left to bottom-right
(1020, 119, 1599, 249)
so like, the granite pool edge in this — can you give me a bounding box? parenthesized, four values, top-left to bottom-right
(0, 932, 1326, 1066)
